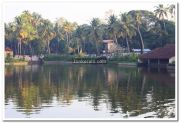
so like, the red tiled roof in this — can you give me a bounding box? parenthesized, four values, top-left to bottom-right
(5, 47, 13, 52)
(139, 44, 175, 59)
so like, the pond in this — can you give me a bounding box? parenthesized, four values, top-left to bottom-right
(5, 64, 175, 119)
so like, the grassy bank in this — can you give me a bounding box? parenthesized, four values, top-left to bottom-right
(43, 53, 138, 64)
(108, 54, 138, 64)
(43, 54, 74, 61)
(5, 56, 28, 64)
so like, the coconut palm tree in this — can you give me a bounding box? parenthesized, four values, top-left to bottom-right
(14, 11, 38, 55)
(5, 23, 19, 55)
(107, 14, 120, 45)
(63, 21, 77, 49)
(90, 18, 103, 55)
(73, 25, 87, 54)
(32, 12, 43, 28)
(39, 19, 56, 54)
(168, 4, 175, 19)
(14, 16, 23, 55)
(120, 13, 136, 53)
(134, 12, 145, 54)
(154, 4, 168, 32)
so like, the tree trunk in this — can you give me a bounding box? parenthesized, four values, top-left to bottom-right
(19, 40, 22, 55)
(163, 21, 166, 32)
(162, 16, 166, 33)
(83, 40, 85, 52)
(14, 41, 17, 56)
(66, 32, 69, 48)
(137, 26, 144, 54)
(17, 41, 19, 55)
(95, 40, 99, 55)
(29, 44, 33, 55)
(125, 35, 130, 53)
(77, 45, 80, 54)
(47, 40, 50, 54)
(114, 34, 118, 45)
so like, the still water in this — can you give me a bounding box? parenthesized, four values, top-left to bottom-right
(5, 64, 175, 118)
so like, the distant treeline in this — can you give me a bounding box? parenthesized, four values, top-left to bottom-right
(5, 4, 175, 55)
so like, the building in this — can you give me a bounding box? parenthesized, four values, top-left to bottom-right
(5, 47, 13, 58)
(139, 44, 175, 67)
(102, 40, 123, 53)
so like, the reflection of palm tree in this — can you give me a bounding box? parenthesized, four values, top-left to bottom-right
(18, 84, 40, 115)
(108, 84, 119, 113)
(5, 65, 175, 118)
(141, 74, 146, 96)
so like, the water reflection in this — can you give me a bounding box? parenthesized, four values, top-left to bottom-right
(5, 64, 175, 118)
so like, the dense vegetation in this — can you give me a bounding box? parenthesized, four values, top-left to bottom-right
(5, 4, 175, 56)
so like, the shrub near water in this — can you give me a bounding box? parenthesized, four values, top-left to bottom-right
(43, 53, 138, 63)
(109, 53, 138, 63)
(43, 54, 74, 61)
(5, 55, 25, 63)
(5, 55, 13, 63)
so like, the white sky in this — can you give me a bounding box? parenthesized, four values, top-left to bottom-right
(3, 2, 174, 25)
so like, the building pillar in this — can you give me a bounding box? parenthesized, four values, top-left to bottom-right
(158, 59, 160, 66)
(148, 59, 150, 67)
(158, 59, 160, 72)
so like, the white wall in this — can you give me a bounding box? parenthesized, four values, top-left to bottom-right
(169, 56, 175, 63)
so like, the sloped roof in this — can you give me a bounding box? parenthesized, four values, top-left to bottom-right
(5, 47, 13, 52)
(139, 44, 175, 59)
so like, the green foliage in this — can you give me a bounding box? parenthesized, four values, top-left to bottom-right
(5, 57, 25, 63)
(5, 4, 175, 56)
(5, 55, 13, 63)
(109, 53, 138, 63)
(43, 54, 73, 61)
(12, 58, 26, 62)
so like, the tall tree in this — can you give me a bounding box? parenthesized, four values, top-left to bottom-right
(90, 18, 103, 55)
(134, 12, 145, 54)
(168, 4, 175, 19)
(107, 14, 120, 44)
(120, 13, 136, 52)
(154, 4, 168, 32)
(14, 11, 37, 55)
(38, 19, 56, 54)
(5, 23, 17, 53)
(55, 18, 77, 52)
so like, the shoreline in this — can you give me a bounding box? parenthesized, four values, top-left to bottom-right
(5, 60, 137, 67)
(5, 62, 28, 66)
(5, 61, 175, 71)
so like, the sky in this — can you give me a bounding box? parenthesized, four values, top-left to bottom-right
(3, 2, 174, 25)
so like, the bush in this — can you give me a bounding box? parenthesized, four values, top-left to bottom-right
(5, 55, 13, 63)
(43, 54, 74, 61)
(13, 58, 26, 62)
(5, 55, 26, 63)
(109, 53, 138, 63)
